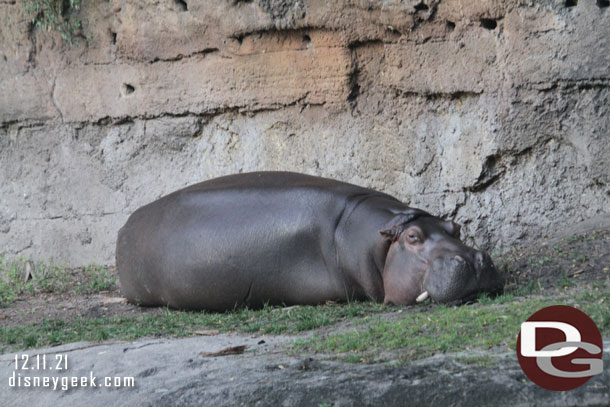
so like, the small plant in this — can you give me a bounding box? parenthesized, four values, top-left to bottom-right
(558, 273, 575, 289)
(83, 264, 116, 294)
(0, 255, 29, 306)
(571, 253, 587, 263)
(567, 234, 584, 243)
(23, 0, 82, 46)
(31, 261, 72, 293)
(512, 279, 542, 296)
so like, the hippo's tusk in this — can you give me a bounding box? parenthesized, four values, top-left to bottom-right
(416, 291, 429, 303)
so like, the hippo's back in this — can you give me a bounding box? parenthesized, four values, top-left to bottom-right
(116, 172, 396, 310)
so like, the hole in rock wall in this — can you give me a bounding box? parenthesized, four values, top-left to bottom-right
(303, 34, 312, 47)
(347, 69, 360, 104)
(111, 32, 117, 45)
(122, 84, 135, 96)
(175, 0, 188, 11)
(414, 3, 429, 12)
(597, 0, 609, 7)
(565, 0, 577, 7)
(446, 20, 455, 31)
(480, 18, 497, 30)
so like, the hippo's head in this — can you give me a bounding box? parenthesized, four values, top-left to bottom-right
(380, 211, 503, 305)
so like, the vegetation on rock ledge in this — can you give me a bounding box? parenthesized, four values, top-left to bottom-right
(23, 0, 82, 45)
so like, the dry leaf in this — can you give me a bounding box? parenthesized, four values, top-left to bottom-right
(101, 297, 127, 304)
(21, 261, 34, 282)
(200, 345, 247, 357)
(194, 329, 220, 336)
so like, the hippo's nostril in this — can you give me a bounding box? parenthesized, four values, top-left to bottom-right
(455, 255, 465, 263)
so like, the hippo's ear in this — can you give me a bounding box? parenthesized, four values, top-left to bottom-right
(443, 220, 461, 238)
(379, 209, 431, 241)
(379, 225, 403, 241)
(450, 221, 461, 238)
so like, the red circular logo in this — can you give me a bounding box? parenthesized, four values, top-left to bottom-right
(516, 305, 603, 391)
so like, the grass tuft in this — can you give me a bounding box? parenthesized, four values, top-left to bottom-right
(0, 255, 116, 306)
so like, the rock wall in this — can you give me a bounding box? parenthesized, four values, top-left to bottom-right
(1, 0, 609, 266)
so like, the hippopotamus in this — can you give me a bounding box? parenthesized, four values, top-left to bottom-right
(117, 171, 503, 311)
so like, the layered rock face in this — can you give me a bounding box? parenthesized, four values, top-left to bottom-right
(1, 0, 608, 266)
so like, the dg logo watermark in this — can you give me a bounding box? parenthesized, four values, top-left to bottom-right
(516, 305, 604, 391)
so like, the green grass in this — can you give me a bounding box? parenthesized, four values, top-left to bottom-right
(81, 264, 115, 293)
(293, 280, 610, 364)
(0, 302, 391, 353)
(476, 278, 542, 305)
(2, 272, 607, 359)
(2, 281, 607, 358)
(0, 255, 116, 306)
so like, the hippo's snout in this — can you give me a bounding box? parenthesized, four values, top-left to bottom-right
(424, 249, 503, 304)
(474, 250, 504, 295)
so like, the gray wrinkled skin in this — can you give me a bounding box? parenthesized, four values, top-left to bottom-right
(117, 172, 503, 311)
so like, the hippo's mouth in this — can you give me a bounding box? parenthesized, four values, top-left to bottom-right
(415, 284, 479, 305)
(415, 254, 503, 305)
(414, 256, 479, 305)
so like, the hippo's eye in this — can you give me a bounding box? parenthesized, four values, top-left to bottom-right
(407, 233, 421, 243)
(404, 227, 424, 244)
